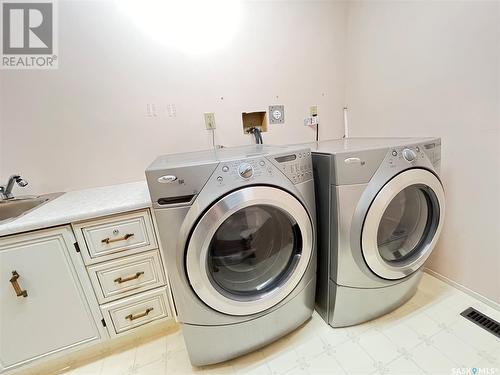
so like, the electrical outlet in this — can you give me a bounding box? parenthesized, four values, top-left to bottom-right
(146, 103, 158, 118)
(269, 105, 285, 124)
(304, 116, 319, 126)
(204, 112, 216, 130)
(167, 104, 177, 117)
(310, 105, 318, 117)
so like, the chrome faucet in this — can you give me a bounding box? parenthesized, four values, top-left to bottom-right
(0, 175, 28, 200)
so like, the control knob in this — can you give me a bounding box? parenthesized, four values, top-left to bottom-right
(402, 148, 417, 162)
(238, 163, 254, 179)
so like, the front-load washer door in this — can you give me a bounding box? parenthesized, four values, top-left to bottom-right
(361, 169, 445, 280)
(186, 186, 313, 316)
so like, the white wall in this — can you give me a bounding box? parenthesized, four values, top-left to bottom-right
(0, 0, 348, 195)
(345, 1, 500, 303)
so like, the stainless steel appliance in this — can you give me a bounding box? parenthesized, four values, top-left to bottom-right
(311, 137, 445, 327)
(146, 145, 317, 365)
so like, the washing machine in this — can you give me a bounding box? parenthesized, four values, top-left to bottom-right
(311, 137, 445, 327)
(145, 145, 316, 366)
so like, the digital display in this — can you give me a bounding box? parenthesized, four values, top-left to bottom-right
(424, 143, 435, 150)
(275, 154, 297, 163)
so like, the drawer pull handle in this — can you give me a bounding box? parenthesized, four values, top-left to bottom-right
(101, 233, 134, 244)
(114, 271, 144, 284)
(125, 307, 153, 321)
(9, 271, 28, 298)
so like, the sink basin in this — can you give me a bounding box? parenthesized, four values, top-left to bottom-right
(0, 192, 64, 224)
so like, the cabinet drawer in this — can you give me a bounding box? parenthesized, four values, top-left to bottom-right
(101, 288, 170, 336)
(74, 210, 157, 264)
(87, 250, 166, 304)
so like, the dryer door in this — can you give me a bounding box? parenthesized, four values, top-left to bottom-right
(361, 169, 445, 280)
(186, 186, 313, 316)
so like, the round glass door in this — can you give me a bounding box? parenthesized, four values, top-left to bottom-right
(186, 186, 313, 316)
(208, 205, 302, 300)
(362, 169, 445, 280)
(377, 184, 439, 264)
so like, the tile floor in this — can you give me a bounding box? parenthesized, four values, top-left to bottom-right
(64, 274, 499, 375)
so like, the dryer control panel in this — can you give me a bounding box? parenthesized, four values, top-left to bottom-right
(388, 144, 427, 168)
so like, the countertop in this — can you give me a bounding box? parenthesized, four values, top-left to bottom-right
(0, 181, 151, 237)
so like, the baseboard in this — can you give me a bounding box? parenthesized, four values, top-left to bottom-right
(424, 268, 500, 312)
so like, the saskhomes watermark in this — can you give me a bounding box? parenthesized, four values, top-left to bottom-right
(452, 367, 499, 375)
(1, 0, 58, 69)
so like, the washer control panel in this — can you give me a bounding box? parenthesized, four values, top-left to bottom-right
(215, 158, 273, 185)
(213, 149, 313, 186)
(273, 150, 313, 184)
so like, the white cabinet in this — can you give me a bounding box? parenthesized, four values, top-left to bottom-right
(73, 210, 172, 338)
(0, 227, 102, 372)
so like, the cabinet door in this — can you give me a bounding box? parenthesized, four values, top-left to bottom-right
(0, 227, 101, 371)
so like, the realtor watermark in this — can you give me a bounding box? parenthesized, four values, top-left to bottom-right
(1, 0, 58, 69)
